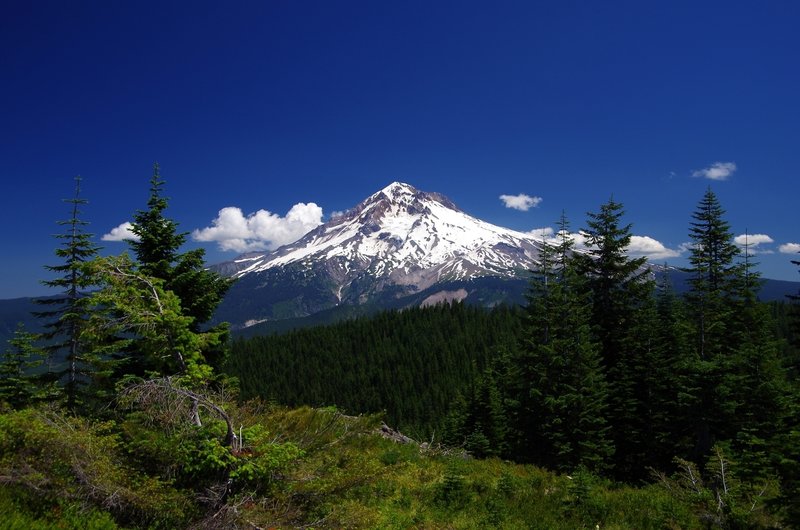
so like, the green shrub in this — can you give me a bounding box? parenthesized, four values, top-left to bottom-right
(0, 407, 189, 528)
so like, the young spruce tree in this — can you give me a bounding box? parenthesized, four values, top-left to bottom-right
(0, 324, 53, 408)
(444, 363, 508, 458)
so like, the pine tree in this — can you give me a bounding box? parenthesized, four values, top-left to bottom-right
(34, 176, 105, 411)
(648, 271, 696, 467)
(574, 197, 652, 369)
(129, 163, 232, 327)
(680, 188, 741, 460)
(85, 254, 222, 386)
(574, 198, 655, 479)
(444, 364, 507, 458)
(681, 189, 790, 471)
(722, 235, 790, 482)
(128, 164, 232, 374)
(683, 188, 741, 362)
(0, 324, 53, 408)
(509, 213, 613, 472)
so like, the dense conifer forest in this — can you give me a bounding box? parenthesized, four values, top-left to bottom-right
(1, 171, 799, 528)
(227, 303, 525, 436)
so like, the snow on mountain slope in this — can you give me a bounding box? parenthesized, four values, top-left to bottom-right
(222, 182, 545, 292)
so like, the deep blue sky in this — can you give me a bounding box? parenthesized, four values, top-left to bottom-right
(2, 1, 799, 298)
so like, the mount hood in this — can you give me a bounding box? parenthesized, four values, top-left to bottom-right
(213, 182, 547, 331)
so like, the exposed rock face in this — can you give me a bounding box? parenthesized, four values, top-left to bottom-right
(420, 289, 469, 308)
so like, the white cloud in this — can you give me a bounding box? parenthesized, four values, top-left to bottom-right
(528, 227, 554, 240)
(628, 236, 680, 260)
(500, 193, 543, 211)
(535, 230, 679, 261)
(734, 233, 774, 254)
(102, 221, 140, 242)
(779, 242, 800, 254)
(569, 231, 590, 250)
(734, 234, 773, 246)
(546, 230, 589, 249)
(192, 203, 324, 253)
(525, 227, 585, 248)
(529, 230, 676, 261)
(692, 161, 737, 181)
(560, 232, 678, 260)
(329, 210, 346, 220)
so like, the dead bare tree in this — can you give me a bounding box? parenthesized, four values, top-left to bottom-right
(119, 376, 235, 447)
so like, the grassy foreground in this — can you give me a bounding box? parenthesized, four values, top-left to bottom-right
(0, 402, 779, 529)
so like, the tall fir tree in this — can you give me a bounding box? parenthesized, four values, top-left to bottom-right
(34, 176, 106, 411)
(722, 234, 791, 481)
(683, 188, 741, 361)
(680, 187, 741, 460)
(574, 197, 652, 369)
(681, 189, 789, 470)
(574, 198, 656, 479)
(509, 213, 613, 472)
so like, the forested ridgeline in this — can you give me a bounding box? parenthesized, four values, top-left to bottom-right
(226, 302, 525, 437)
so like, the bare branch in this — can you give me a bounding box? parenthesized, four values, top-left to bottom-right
(121, 377, 234, 446)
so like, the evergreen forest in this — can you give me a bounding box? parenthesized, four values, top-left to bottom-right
(227, 302, 525, 437)
(1, 169, 799, 528)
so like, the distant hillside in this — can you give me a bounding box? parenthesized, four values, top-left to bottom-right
(231, 276, 529, 338)
(661, 269, 800, 302)
(2, 272, 797, 345)
(0, 297, 44, 346)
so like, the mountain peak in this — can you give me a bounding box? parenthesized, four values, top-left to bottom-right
(221, 181, 545, 289)
(371, 182, 421, 207)
(367, 181, 459, 213)
(380, 181, 416, 195)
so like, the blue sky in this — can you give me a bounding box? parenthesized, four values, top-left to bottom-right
(2, 1, 799, 298)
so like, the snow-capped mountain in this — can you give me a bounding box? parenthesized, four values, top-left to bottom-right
(211, 182, 549, 331)
(226, 182, 544, 290)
